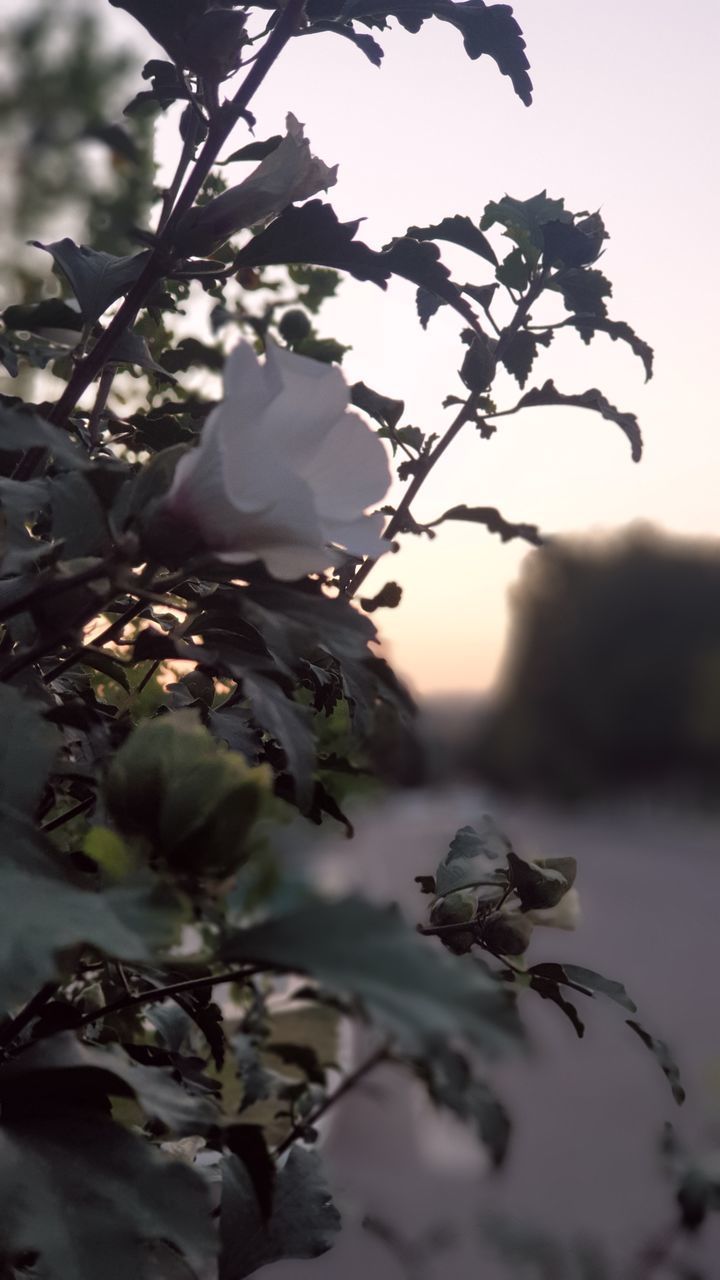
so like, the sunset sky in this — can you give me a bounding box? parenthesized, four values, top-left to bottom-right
(30, 2, 720, 694)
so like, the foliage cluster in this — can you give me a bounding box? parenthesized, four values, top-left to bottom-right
(0, 3, 715, 1278)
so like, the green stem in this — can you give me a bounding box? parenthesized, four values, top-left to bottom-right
(274, 1042, 390, 1156)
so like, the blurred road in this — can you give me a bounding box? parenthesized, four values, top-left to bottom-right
(276, 789, 720, 1278)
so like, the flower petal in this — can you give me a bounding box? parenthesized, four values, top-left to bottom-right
(297, 410, 391, 521)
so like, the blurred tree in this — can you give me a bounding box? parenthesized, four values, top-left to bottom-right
(476, 525, 720, 798)
(0, 0, 153, 303)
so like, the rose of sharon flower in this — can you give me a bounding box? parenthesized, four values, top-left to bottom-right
(175, 113, 337, 257)
(159, 340, 391, 580)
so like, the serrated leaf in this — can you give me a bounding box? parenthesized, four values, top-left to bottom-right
(0, 1034, 217, 1136)
(569, 315, 654, 380)
(482, 192, 570, 243)
(222, 896, 520, 1056)
(310, 20, 385, 65)
(0, 686, 58, 816)
(499, 328, 552, 387)
(435, 817, 512, 898)
(626, 1019, 685, 1105)
(107, 328, 174, 377)
(496, 247, 531, 292)
(244, 675, 315, 808)
(405, 215, 497, 266)
(221, 136, 283, 164)
(528, 974, 586, 1038)
(417, 1045, 511, 1166)
(220, 1146, 340, 1280)
(0, 1109, 215, 1280)
(0, 404, 87, 468)
(31, 239, 150, 324)
(530, 963, 637, 1013)
(507, 851, 572, 910)
(516, 379, 643, 461)
(50, 472, 110, 558)
(351, 380, 405, 430)
(429, 504, 544, 548)
(549, 266, 612, 317)
(0, 806, 185, 1011)
(235, 202, 478, 330)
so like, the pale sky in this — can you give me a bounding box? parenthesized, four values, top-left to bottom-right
(28, 2, 720, 694)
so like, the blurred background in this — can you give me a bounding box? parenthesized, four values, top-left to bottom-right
(2, 1, 720, 1275)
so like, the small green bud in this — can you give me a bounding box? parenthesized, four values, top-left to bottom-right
(480, 910, 533, 956)
(430, 889, 477, 955)
(460, 332, 497, 393)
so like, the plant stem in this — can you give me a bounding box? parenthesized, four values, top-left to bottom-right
(88, 364, 116, 448)
(71, 965, 263, 1031)
(41, 596, 146, 685)
(0, 984, 58, 1053)
(345, 270, 550, 599)
(41, 795, 95, 834)
(274, 1041, 390, 1156)
(345, 393, 481, 598)
(47, 0, 308, 431)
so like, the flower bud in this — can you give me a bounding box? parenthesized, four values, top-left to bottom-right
(480, 910, 534, 956)
(460, 332, 497, 393)
(430, 889, 477, 955)
(174, 114, 337, 258)
(105, 714, 267, 878)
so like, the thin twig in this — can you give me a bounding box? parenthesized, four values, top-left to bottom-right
(274, 1041, 390, 1156)
(47, 0, 308, 431)
(41, 795, 95, 834)
(71, 965, 263, 1031)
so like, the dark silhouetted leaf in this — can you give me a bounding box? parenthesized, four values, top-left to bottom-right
(405, 215, 497, 266)
(527, 974, 585, 1038)
(569, 316, 654, 380)
(417, 1045, 510, 1166)
(351, 381, 405, 431)
(222, 896, 520, 1055)
(224, 1125, 277, 1222)
(0, 1034, 217, 1135)
(244, 675, 315, 807)
(0, 405, 87, 468)
(222, 136, 283, 164)
(499, 328, 552, 386)
(530, 963, 637, 1013)
(360, 582, 403, 612)
(0, 807, 185, 1011)
(30, 239, 150, 324)
(549, 266, 611, 317)
(429, 505, 544, 548)
(626, 1020, 685, 1105)
(220, 1146, 339, 1280)
(0, 686, 58, 816)
(0, 1109, 215, 1280)
(516, 379, 643, 461)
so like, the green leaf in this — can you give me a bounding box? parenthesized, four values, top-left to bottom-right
(235, 202, 479, 331)
(405, 215, 497, 266)
(435, 817, 511, 898)
(496, 246, 531, 291)
(220, 1146, 340, 1280)
(50, 472, 111, 558)
(221, 135, 283, 164)
(527, 974, 586, 1038)
(626, 1019, 686, 1105)
(244, 675, 316, 808)
(499, 328, 552, 387)
(310, 21, 385, 66)
(221, 896, 520, 1056)
(3, 298, 84, 339)
(530, 963, 637, 1013)
(549, 266, 612, 317)
(417, 1046, 510, 1166)
(0, 806, 185, 1011)
(0, 404, 87, 468)
(0, 1109, 215, 1280)
(0, 1034, 217, 1136)
(0, 686, 58, 816)
(428, 504, 544, 548)
(351, 380, 405, 430)
(30, 239, 150, 324)
(106, 328, 174, 377)
(516, 379, 643, 462)
(482, 192, 570, 246)
(569, 315, 654, 380)
(507, 851, 574, 910)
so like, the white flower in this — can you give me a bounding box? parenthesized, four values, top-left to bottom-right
(161, 339, 391, 580)
(175, 113, 337, 256)
(526, 887, 581, 931)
